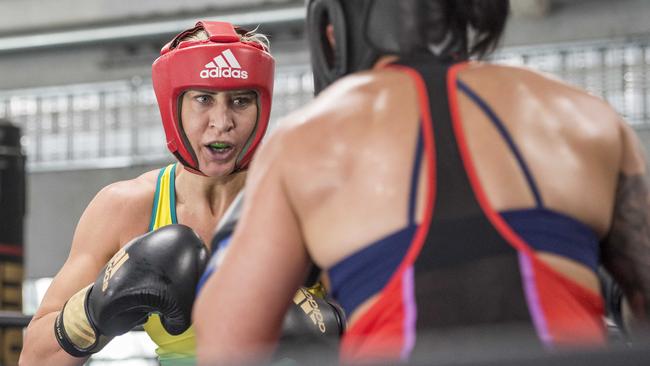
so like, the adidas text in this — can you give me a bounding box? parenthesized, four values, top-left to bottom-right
(200, 68, 249, 79)
(293, 288, 327, 333)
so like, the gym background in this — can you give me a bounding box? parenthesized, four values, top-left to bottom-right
(0, 0, 649, 364)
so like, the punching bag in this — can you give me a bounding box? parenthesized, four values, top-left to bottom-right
(0, 119, 25, 365)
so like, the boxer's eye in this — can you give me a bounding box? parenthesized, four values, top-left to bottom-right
(229, 92, 256, 110)
(195, 94, 214, 105)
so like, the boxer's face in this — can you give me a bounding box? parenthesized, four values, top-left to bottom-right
(180, 89, 258, 177)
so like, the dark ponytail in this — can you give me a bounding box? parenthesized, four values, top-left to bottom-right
(460, 0, 510, 58)
(409, 0, 509, 60)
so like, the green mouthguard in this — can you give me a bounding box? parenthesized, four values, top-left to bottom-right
(210, 142, 229, 149)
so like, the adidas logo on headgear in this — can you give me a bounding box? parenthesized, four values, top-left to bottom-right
(200, 49, 249, 79)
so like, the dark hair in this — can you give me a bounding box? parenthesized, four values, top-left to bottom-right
(407, 0, 509, 59)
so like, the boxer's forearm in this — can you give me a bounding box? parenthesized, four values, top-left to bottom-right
(20, 312, 89, 366)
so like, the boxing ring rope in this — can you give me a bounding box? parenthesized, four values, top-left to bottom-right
(0, 311, 31, 328)
(0, 311, 155, 364)
(0, 311, 650, 366)
(0, 308, 648, 366)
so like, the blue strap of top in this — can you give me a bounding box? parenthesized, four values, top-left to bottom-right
(328, 130, 424, 315)
(500, 208, 600, 271)
(408, 129, 424, 224)
(457, 80, 543, 207)
(456, 80, 599, 270)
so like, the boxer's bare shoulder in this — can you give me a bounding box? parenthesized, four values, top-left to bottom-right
(262, 69, 420, 216)
(76, 168, 161, 251)
(463, 63, 621, 122)
(98, 169, 159, 208)
(460, 62, 622, 151)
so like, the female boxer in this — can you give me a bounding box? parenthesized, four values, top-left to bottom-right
(20, 20, 274, 366)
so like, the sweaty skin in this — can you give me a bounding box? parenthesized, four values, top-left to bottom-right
(194, 60, 650, 364)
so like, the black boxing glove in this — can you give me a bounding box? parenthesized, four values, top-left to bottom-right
(280, 284, 346, 345)
(54, 224, 209, 357)
(273, 284, 346, 363)
(598, 266, 627, 334)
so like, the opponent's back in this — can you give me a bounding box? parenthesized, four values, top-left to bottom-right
(268, 60, 630, 359)
(285, 62, 619, 274)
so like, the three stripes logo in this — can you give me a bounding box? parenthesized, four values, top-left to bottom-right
(200, 49, 249, 80)
(293, 288, 327, 333)
(102, 248, 129, 292)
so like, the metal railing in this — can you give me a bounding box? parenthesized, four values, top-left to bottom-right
(0, 36, 648, 171)
(492, 36, 650, 127)
(0, 65, 315, 171)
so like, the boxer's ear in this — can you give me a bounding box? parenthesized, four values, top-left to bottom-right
(326, 24, 335, 48)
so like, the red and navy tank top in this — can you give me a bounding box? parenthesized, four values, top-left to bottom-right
(330, 56, 605, 363)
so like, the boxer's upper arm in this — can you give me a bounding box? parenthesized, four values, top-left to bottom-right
(22, 179, 153, 365)
(195, 127, 310, 364)
(601, 120, 650, 321)
(32, 182, 135, 320)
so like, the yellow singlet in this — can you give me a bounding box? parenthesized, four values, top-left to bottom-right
(142, 163, 197, 365)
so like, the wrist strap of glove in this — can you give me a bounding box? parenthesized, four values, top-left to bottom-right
(54, 284, 112, 357)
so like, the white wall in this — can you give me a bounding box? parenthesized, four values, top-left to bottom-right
(25, 162, 169, 278)
(503, 0, 650, 46)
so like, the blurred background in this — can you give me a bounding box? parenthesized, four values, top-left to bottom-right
(0, 0, 649, 364)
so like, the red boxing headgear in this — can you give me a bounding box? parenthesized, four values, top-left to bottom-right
(152, 21, 275, 175)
